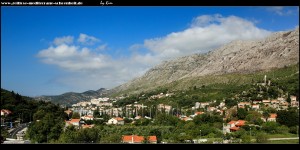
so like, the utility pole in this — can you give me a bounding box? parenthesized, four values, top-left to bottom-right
(142, 104, 144, 117)
(150, 106, 152, 118)
(199, 130, 202, 143)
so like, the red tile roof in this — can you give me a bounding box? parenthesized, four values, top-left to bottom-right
(195, 112, 204, 115)
(66, 119, 80, 124)
(236, 120, 246, 126)
(82, 124, 94, 129)
(122, 135, 157, 143)
(269, 113, 277, 119)
(115, 117, 124, 121)
(228, 121, 236, 125)
(148, 136, 157, 142)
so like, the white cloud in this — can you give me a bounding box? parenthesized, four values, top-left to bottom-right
(96, 44, 107, 51)
(53, 36, 74, 45)
(267, 7, 294, 16)
(143, 14, 271, 60)
(38, 15, 273, 92)
(190, 14, 222, 27)
(37, 44, 109, 71)
(78, 33, 100, 45)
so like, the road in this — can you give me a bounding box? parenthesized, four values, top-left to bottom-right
(8, 123, 29, 139)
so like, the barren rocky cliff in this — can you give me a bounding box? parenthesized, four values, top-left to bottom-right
(112, 28, 299, 95)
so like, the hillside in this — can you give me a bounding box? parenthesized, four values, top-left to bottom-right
(34, 88, 109, 106)
(1, 88, 39, 123)
(111, 28, 299, 96)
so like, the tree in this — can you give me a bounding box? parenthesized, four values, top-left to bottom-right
(150, 128, 162, 143)
(275, 125, 289, 134)
(153, 114, 180, 126)
(262, 111, 270, 122)
(237, 108, 248, 120)
(193, 114, 222, 125)
(286, 93, 291, 104)
(72, 112, 80, 119)
(27, 113, 64, 143)
(241, 133, 251, 143)
(100, 133, 121, 143)
(225, 99, 237, 108)
(262, 122, 278, 134)
(93, 107, 100, 118)
(142, 136, 150, 144)
(288, 126, 298, 134)
(255, 132, 268, 143)
(245, 111, 263, 125)
(277, 110, 299, 127)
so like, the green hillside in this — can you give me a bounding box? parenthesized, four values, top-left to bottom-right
(113, 64, 299, 108)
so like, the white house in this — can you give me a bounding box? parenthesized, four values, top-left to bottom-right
(107, 117, 124, 125)
(81, 115, 94, 120)
(1, 109, 12, 116)
(251, 104, 260, 110)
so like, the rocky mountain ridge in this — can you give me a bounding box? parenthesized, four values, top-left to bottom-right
(112, 28, 299, 95)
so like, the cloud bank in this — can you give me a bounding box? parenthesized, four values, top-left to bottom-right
(37, 15, 272, 93)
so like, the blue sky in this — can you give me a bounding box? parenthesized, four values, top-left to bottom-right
(1, 6, 299, 97)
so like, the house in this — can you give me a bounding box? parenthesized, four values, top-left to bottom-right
(65, 119, 82, 128)
(216, 109, 224, 115)
(235, 120, 246, 127)
(277, 97, 285, 102)
(290, 96, 299, 107)
(134, 116, 142, 120)
(268, 114, 277, 122)
(195, 102, 200, 109)
(252, 104, 260, 109)
(279, 101, 289, 110)
(157, 104, 172, 113)
(122, 135, 157, 144)
(262, 100, 271, 103)
(107, 117, 124, 125)
(82, 124, 95, 129)
(290, 96, 297, 102)
(207, 107, 216, 112)
(261, 113, 277, 122)
(219, 102, 225, 108)
(228, 121, 237, 128)
(81, 115, 94, 120)
(252, 100, 262, 104)
(64, 109, 73, 118)
(1, 109, 12, 116)
(271, 100, 279, 104)
(238, 102, 251, 108)
(194, 111, 204, 116)
(225, 120, 246, 133)
(230, 126, 240, 132)
(181, 117, 193, 121)
(199, 102, 210, 108)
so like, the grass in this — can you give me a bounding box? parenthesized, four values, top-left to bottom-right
(268, 139, 299, 144)
(267, 133, 298, 138)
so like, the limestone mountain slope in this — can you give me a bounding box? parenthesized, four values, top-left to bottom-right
(112, 28, 299, 95)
